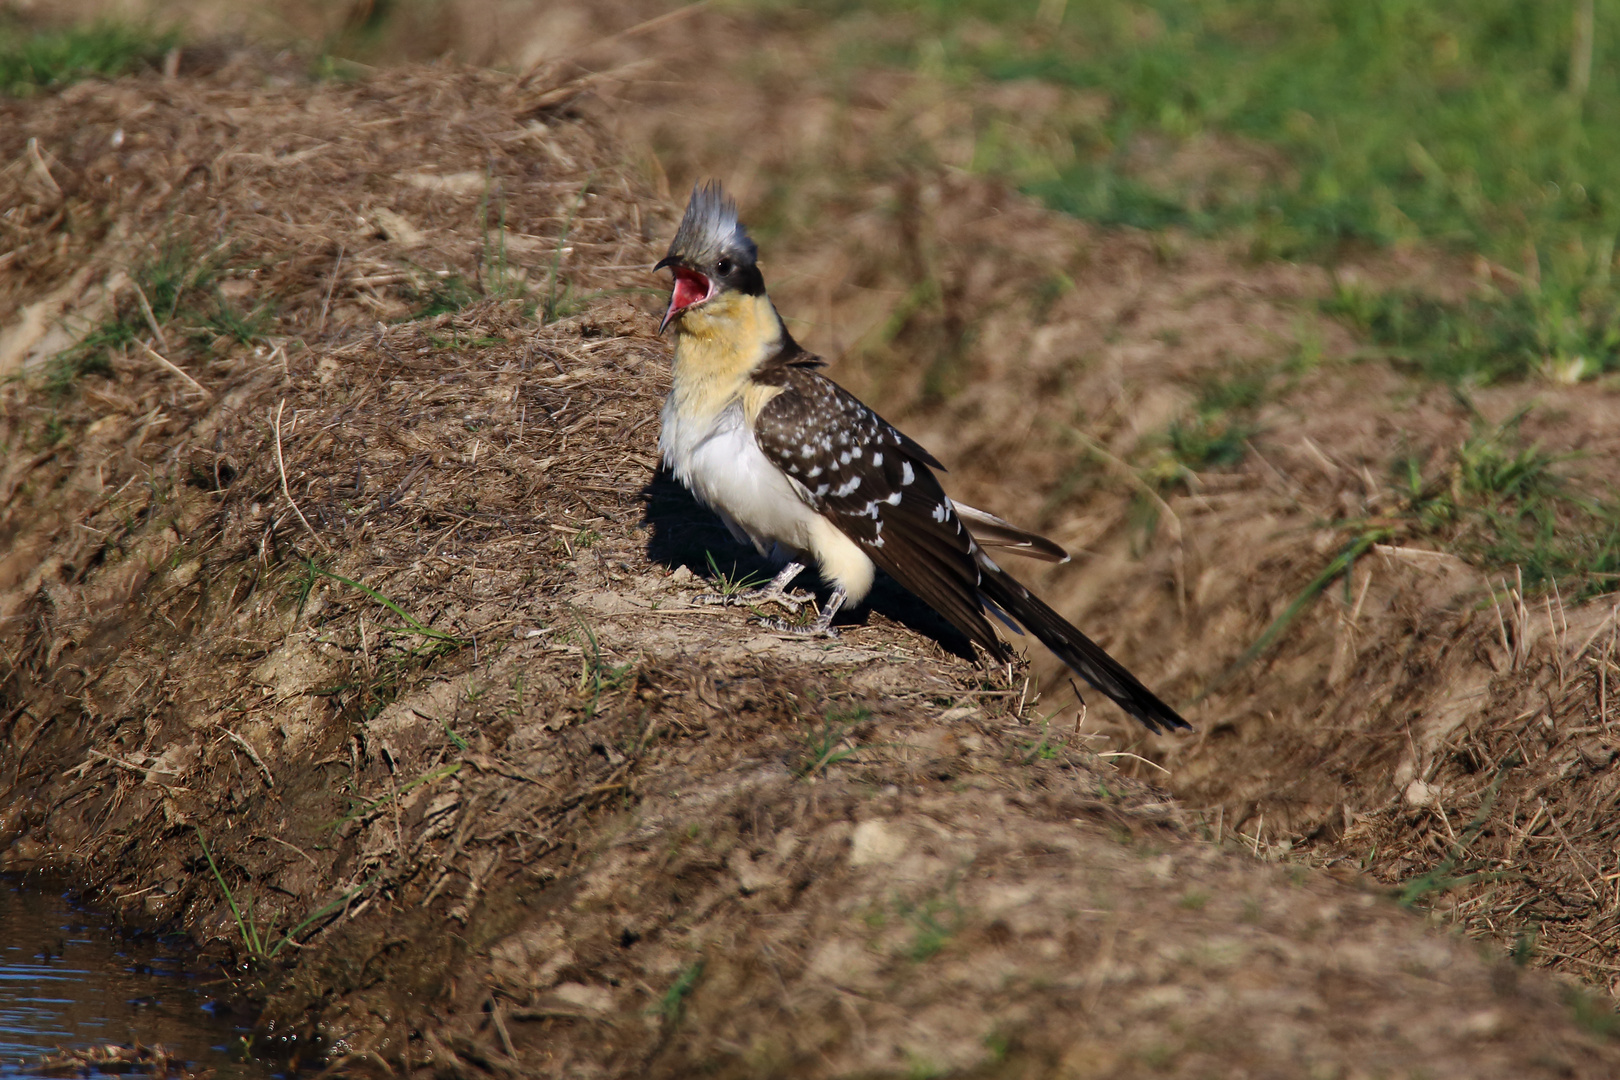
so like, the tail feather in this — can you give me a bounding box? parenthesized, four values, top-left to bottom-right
(954, 502, 1070, 563)
(977, 566, 1191, 735)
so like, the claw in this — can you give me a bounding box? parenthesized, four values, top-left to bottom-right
(759, 584, 847, 640)
(694, 560, 811, 612)
(697, 587, 814, 612)
(760, 615, 839, 638)
(697, 590, 756, 607)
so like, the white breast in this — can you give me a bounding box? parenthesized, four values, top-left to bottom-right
(660, 397, 823, 556)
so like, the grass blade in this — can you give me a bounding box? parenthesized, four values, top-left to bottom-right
(304, 560, 468, 644)
(1202, 527, 1388, 697)
(196, 826, 263, 957)
(267, 873, 381, 958)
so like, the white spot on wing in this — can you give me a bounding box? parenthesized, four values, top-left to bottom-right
(900, 461, 915, 485)
(885, 491, 902, 505)
(833, 476, 861, 497)
(931, 502, 949, 523)
(871, 452, 883, 466)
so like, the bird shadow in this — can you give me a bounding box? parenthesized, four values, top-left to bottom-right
(640, 469, 979, 663)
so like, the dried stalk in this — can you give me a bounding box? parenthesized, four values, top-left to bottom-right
(274, 398, 328, 551)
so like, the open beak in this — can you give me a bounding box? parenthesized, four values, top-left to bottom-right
(657, 260, 717, 334)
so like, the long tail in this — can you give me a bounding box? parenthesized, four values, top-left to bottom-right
(977, 566, 1191, 735)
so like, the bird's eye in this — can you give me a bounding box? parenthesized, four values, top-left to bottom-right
(716, 258, 733, 276)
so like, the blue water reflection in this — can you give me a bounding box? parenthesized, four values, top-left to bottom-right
(0, 874, 279, 1079)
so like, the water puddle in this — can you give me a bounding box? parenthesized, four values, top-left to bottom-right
(0, 874, 281, 1079)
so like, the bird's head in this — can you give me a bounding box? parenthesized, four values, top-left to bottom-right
(654, 181, 764, 334)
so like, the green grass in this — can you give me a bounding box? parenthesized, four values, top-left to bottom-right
(568, 611, 636, 718)
(326, 761, 463, 834)
(475, 185, 536, 315)
(1044, 364, 1274, 543)
(927, 2, 1620, 253)
(540, 179, 590, 324)
(407, 274, 480, 320)
(657, 962, 704, 1026)
(42, 238, 210, 395)
(196, 826, 377, 963)
(304, 560, 469, 646)
(1327, 277, 1620, 384)
(702, 551, 770, 601)
(300, 560, 470, 724)
(1019, 719, 1062, 763)
(1156, 366, 1272, 482)
(1394, 410, 1620, 597)
(45, 237, 269, 395)
(810, 0, 1620, 384)
(1203, 527, 1389, 694)
(0, 20, 176, 96)
(44, 326, 122, 397)
(1178, 888, 1211, 910)
(798, 706, 869, 778)
(1213, 410, 1620, 683)
(400, 190, 532, 320)
(1567, 986, 1620, 1039)
(1394, 767, 1514, 908)
(401, 179, 626, 323)
(792, 2, 1620, 610)
(897, 889, 962, 961)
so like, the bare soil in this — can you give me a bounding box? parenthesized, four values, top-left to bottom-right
(581, 0, 1620, 1002)
(2, 13, 1620, 1080)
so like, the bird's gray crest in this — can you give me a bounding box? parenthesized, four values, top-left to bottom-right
(666, 181, 757, 268)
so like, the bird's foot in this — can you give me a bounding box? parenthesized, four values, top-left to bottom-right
(694, 560, 811, 611)
(759, 614, 840, 638)
(758, 585, 847, 639)
(695, 585, 816, 612)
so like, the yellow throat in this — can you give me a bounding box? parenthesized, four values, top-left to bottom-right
(668, 291, 786, 423)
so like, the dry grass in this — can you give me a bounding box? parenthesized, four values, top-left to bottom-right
(2, 16, 1620, 1079)
(559, 6, 1620, 999)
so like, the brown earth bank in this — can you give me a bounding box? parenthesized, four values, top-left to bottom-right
(22, 0, 1620, 1000)
(3, 46, 1620, 1080)
(564, 0, 1620, 1001)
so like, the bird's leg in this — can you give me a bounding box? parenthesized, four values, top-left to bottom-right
(696, 559, 815, 612)
(761, 585, 845, 638)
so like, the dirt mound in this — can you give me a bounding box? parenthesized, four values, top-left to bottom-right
(547, 4, 1620, 998)
(741, 172, 1620, 994)
(3, 48, 1620, 1080)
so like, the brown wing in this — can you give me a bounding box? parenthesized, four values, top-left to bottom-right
(752, 366, 1008, 657)
(751, 363, 1190, 733)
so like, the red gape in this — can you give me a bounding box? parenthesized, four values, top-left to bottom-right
(661, 267, 713, 332)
